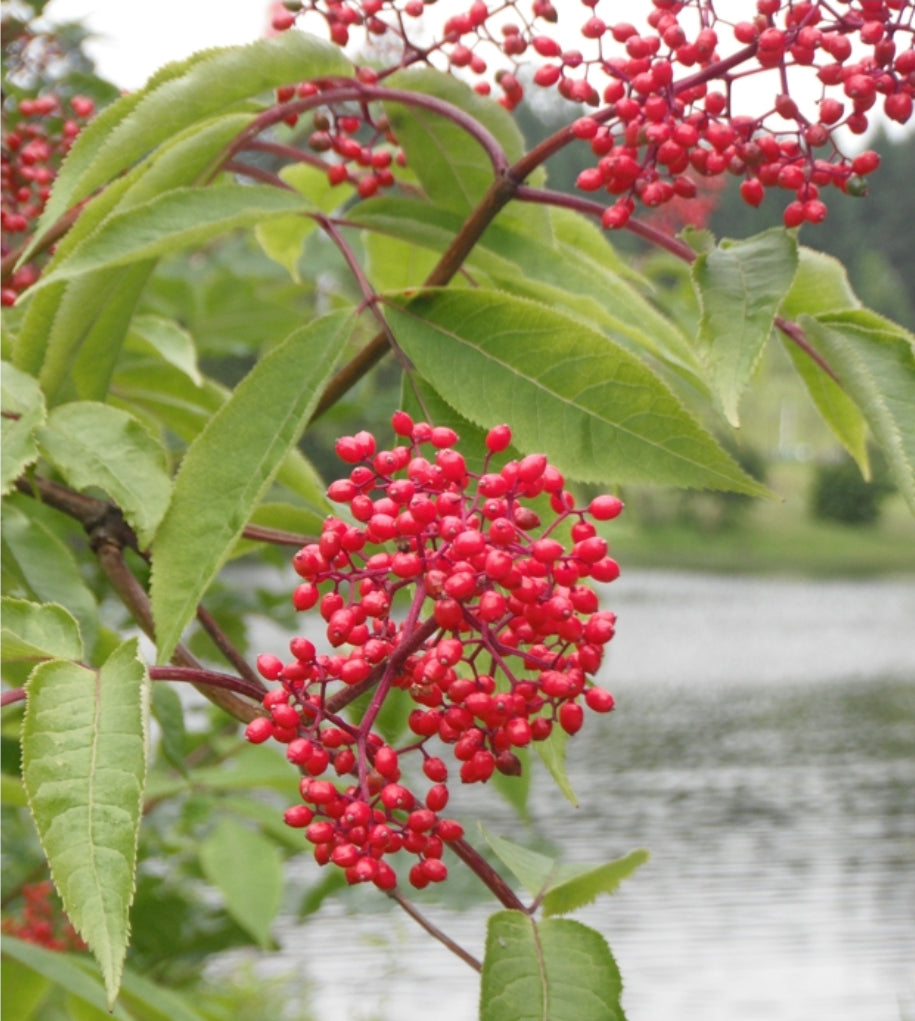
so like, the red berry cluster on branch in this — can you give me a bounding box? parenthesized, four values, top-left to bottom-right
(1, 92, 95, 305)
(1, 881, 86, 952)
(268, 1, 914, 228)
(274, 77, 404, 196)
(246, 414, 621, 890)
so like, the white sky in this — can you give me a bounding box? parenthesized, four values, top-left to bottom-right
(48, 0, 272, 88)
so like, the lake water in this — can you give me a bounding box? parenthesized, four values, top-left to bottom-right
(254, 571, 915, 1020)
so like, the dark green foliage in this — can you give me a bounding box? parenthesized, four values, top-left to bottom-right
(810, 450, 896, 525)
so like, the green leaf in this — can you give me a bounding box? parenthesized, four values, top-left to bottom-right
(478, 829, 644, 914)
(1, 945, 51, 1019)
(354, 199, 701, 388)
(692, 227, 799, 426)
(1, 938, 133, 1021)
(256, 162, 352, 281)
(21, 639, 150, 1009)
(481, 829, 562, 898)
(1, 773, 28, 807)
(481, 913, 625, 1021)
(0, 598, 83, 663)
(800, 312, 915, 513)
(37, 402, 171, 548)
(364, 230, 441, 292)
(490, 746, 532, 823)
(150, 310, 350, 661)
(109, 361, 227, 444)
(541, 849, 650, 918)
(1, 363, 46, 494)
(2, 937, 210, 1021)
(384, 68, 547, 234)
(26, 32, 351, 255)
(781, 333, 870, 476)
(32, 186, 317, 292)
(198, 818, 282, 948)
(534, 726, 577, 807)
(13, 116, 253, 401)
(780, 245, 861, 320)
(386, 289, 769, 495)
(150, 683, 187, 776)
(126, 314, 202, 386)
(1, 502, 100, 656)
(14, 263, 156, 406)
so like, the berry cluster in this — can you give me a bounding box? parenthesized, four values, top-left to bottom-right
(1, 92, 95, 305)
(246, 415, 621, 890)
(274, 77, 404, 198)
(1, 881, 85, 952)
(268, 1, 913, 227)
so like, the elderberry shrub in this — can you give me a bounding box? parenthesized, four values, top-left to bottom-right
(247, 415, 622, 890)
(268, 1, 914, 228)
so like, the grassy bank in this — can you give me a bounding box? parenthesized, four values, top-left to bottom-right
(609, 464, 915, 577)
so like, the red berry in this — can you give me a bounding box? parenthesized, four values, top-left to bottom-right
(559, 701, 584, 735)
(585, 687, 616, 713)
(245, 716, 274, 744)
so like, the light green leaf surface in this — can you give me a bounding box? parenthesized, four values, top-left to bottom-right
(1, 773, 28, 807)
(780, 246, 861, 320)
(0, 598, 83, 663)
(481, 912, 625, 1021)
(692, 227, 799, 426)
(1, 948, 51, 1019)
(1, 502, 100, 655)
(1, 938, 133, 1021)
(541, 849, 650, 918)
(2, 936, 209, 1021)
(1, 362, 46, 493)
(126, 314, 202, 386)
(384, 67, 548, 236)
(534, 726, 577, 807)
(25, 33, 351, 255)
(481, 828, 648, 914)
(801, 313, 915, 512)
(353, 199, 700, 386)
(37, 402, 171, 548)
(150, 684, 187, 776)
(32, 187, 316, 292)
(144, 743, 294, 803)
(256, 162, 352, 280)
(198, 818, 282, 947)
(781, 333, 870, 476)
(150, 310, 349, 661)
(386, 289, 769, 494)
(22, 640, 149, 1009)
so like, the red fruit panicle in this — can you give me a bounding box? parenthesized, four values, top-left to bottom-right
(247, 413, 623, 889)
